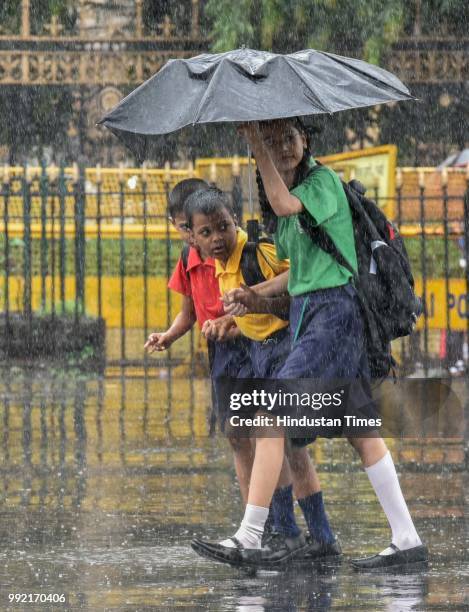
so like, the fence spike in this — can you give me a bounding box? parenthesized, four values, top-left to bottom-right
(441, 167, 448, 187)
(164, 161, 171, 183)
(118, 162, 125, 182)
(232, 156, 240, 177)
(418, 169, 425, 188)
(209, 162, 217, 183)
(49, 164, 58, 182)
(396, 167, 402, 188)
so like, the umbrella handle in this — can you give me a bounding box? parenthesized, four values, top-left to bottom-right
(247, 144, 254, 218)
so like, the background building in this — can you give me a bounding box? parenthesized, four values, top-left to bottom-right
(0, 0, 467, 165)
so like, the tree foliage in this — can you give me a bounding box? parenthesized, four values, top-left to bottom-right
(205, 0, 468, 61)
(205, 0, 406, 61)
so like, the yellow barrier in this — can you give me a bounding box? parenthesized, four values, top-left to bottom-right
(1, 275, 182, 329)
(196, 145, 398, 217)
(5, 274, 467, 332)
(415, 279, 469, 331)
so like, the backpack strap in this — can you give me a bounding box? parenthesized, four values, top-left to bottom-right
(240, 238, 290, 321)
(181, 244, 190, 277)
(297, 164, 357, 278)
(299, 215, 356, 278)
(240, 241, 268, 287)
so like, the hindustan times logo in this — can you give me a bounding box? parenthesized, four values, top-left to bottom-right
(229, 389, 344, 412)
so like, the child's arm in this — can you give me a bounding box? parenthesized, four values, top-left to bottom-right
(145, 295, 196, 353)
(250, 270, 289, 297)
(222, 285, 290, 319)
(238, 123, 303, 216)
(222, 271, 290, 316)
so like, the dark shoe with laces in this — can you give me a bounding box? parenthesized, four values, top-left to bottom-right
(351, 543, 429, 571)
(302, 534, 342, 560)
(191, 532, 307, 569)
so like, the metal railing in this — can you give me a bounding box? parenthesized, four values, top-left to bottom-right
(0, 162, 468, 374)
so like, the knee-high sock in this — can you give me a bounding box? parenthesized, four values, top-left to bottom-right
(365, 451, 422, 553)
(298, 491, 335, 544)
(272, 485, 301, 537)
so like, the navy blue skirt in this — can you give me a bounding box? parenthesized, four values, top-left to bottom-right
(208, 337, 252, 432)
(278, 284, 368, 379)
(277, 284, 377, 437)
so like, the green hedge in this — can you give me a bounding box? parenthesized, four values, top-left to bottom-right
(0, 236, 465, 278)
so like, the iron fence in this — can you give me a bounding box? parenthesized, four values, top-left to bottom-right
(0, 163, 468, 375)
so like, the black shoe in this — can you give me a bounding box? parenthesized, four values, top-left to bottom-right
(261, 523, 276, 547)
(258, 531, 308, 565)
(191, 532, 307, 569)
(191, 536, 255, 568)
(351, 543, 429, 571)
(302, 534, 342, 560)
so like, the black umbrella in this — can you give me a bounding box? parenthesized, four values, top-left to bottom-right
(99, 47, 415, 162)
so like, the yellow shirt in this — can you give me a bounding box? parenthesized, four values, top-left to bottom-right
(215, 229, 290, 341)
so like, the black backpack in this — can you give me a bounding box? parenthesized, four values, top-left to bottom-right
(298, 164, 422, 379)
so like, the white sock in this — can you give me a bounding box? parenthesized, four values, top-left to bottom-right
(220, 504, 269, 550)
(365, 451, 422, 555)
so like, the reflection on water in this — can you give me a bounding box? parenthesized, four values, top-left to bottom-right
(0, 368, 467, 610)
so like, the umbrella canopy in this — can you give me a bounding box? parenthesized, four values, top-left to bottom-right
(99, 48, 415, 161)
(437, 149, 469, 169)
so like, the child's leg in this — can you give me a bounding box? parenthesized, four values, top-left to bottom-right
(349, 436, 422, 552)
(229, 436, 302, 539)
(221, 424, 285, 549)
(288, 445, 321, 499)
(227, 436, 254, 504)
(268, 455, 302, 538)
(247, 435, 285, 507)
(288, 445, 336, 545)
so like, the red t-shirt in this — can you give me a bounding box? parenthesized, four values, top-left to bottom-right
(168, 247, 225, 327)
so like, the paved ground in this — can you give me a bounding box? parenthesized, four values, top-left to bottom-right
(0, 370, 467, 610)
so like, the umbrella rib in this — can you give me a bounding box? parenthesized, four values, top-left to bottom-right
(191, 61, 226, 126)
(285, 59, 333, 114)
(322, 52, 413, 98)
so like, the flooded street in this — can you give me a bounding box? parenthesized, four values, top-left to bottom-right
(0, 368, 467, 611)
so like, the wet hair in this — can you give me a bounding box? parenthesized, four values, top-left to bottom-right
(184, 187, 235, 229)
(168, 178, 210, 218)
(256, 117, 313, 234)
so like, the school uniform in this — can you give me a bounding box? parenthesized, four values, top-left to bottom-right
(274, 159, 377, 434)
(169, 246, 252, 430)
(215, 229, 291, 379)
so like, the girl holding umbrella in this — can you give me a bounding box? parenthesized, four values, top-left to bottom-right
(218, 117, 427, 570)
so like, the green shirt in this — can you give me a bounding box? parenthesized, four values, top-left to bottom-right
(274, 159, 357, 296)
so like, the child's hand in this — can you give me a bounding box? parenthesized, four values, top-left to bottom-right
(237, 122, 263, 151)
(222, 284, 261, 315)
(144, 332, 172, 353)
(222, 300, 249, 317)
(202, 316, 236, 342)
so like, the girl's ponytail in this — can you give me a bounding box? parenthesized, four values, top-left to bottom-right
(256, 168, 278, 234)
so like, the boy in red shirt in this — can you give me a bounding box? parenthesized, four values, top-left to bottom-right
(145, 178, 254, 502)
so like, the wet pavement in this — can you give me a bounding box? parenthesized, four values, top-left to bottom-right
(0, 368, 468, 611)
